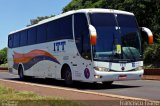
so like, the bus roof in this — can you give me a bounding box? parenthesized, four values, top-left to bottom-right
(9, 8, 134, 35)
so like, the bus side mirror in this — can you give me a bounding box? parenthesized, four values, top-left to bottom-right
(140, 27, 153, 44)
(89, 25, 97, 45)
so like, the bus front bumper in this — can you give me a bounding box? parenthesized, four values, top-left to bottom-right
(92, 70, 144, 82)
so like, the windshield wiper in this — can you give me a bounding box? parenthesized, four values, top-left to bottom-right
(127, 47, 136, 60)
(122, 48, 132, 61)
(122, 42, 137, 61)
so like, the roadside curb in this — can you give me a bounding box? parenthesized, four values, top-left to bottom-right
(0, 68, 8, 72)
(0, 79, 158, 103)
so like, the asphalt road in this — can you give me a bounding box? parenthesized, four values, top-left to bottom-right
(0, 72, 160, 101)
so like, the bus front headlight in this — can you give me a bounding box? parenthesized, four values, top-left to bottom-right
(94, 67, 110, 72)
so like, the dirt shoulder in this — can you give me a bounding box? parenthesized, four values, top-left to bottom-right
(142, 75, 160, 80)
(0, 79, 123, 106)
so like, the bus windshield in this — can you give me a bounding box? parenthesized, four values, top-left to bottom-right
(89, 13, 142, 62)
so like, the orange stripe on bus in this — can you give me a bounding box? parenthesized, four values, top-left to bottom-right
(13, 50, 58, 64)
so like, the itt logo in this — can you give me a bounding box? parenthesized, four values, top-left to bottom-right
(53, 41, 66, 52)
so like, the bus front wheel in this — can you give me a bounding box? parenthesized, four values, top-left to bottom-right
(102, 81, 113, 86)
(64, 67, 73, 85)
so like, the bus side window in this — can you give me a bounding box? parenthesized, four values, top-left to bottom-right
(13, 33, 20, 48)
(37, 24, 47, 43)
(28, 27, 37, 45)
(47, 15, 72, 41)
(47, 21, 58, 41)
(60, 15, 73, 39)
(20, 30, 28, 46)
(8, 35, 13, 48)
(74, 13, 91, 60)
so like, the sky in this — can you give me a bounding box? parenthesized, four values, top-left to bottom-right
(0, 0, 71, 49)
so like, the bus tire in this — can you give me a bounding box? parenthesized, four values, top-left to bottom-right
(102, 81, 113, 86)
(18, 65, 25, 80)
(64, 66, 73, 85)
(18, 65, 32, 80)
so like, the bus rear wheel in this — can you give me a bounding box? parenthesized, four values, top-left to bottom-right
(18, 66, 25, 80)
(18, 66, 31, 80)
(64, 67, 73, 85)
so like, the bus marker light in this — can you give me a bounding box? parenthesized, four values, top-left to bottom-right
(90, 35, 97, 45)
(141, 27, 154, 44)
(148, 36, 153, 44)
(89, 25, 97, 45)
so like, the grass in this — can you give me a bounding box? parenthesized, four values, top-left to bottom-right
(0, 63, 8, 68)
(0, 85, 87, 106)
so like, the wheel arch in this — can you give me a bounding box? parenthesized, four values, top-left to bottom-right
(61, 64, 71, 79)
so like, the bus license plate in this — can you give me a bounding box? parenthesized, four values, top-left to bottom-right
(118, 75, 127, 80)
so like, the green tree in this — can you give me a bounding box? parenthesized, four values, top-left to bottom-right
(63, 0, 107, 12)
(0, 47, 7, 64)
(63, 0, 160, 38)
(27, 15, 55, 26)
(26, 0, 160, 65)
(63, 0, 160, 64)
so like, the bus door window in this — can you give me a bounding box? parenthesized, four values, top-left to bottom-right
(74, 13, 91, 60)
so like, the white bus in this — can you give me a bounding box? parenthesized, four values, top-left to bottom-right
(8, 9, 153, 85)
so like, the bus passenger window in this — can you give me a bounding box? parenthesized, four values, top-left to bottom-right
(37, 24, 47, 43)
(8, 35, 13, 48)
(28, 27, 37, 45)
(20, 30, 28, 46)
(13, 33, 20, 48)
